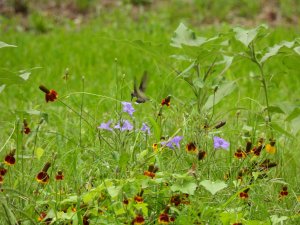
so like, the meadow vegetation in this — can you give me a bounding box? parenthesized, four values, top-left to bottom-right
(0, 0, 300, 224)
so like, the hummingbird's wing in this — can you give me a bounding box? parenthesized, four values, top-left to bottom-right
(139, 71, 148, 92)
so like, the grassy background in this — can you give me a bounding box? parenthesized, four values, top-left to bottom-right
(1, 0, 300, 224)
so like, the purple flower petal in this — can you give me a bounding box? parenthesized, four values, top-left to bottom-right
(98, 121, 113, 131)
(161, 136, 183, 149)
(114, 120, 133, 131)
(122, 101, 135, 116)
(141, 123, 151, 135)
(213, 136, 230, 150)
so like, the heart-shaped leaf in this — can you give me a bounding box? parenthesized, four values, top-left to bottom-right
(200, 180, 227, 195)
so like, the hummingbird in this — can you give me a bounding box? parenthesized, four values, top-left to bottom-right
(131, 71, 149, 103)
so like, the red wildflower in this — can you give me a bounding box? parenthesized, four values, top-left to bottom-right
(144, 164, 158, 178)
(134, 190, 144, 203)
(170, 194, 181, 206)
(234, 148, 246, 159)
(158, 213, 170, 224)
(4, 149, 16, 166)
(132, 214, 145, 225)
(279, 186, 288, 198)
(239, 188, 249, 199)
(36, 162, 51, 184)
(55, 170, 64, 181)
(0, 167, 7, 176)
(23, 119, 31, 134)
(123, 198, 129, 205)
(39, 85, 58, 102)
(161, 96, 171, 107)
(38, 212, 47, 221)
(186, 142, 198, 154)
(198, 150, 206, 160)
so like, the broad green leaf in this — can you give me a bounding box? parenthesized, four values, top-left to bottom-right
(0, 41, 17, 48)
(270, 215, 288, 224)
(260, 40, 299, 63)
(218, 55, 234, 76)
(177, 61, 196, 78)
(170, 179, 198, 195)
(219, 211, 242, 224)
(35, 147, 44, 160)
(285, 107, 300, 121)
(294, 46, 300, 55)
(200, 180, 228, 195)
(107, 185, 122, 199)
(233, 25, 268, 47)
(171, 23, 207, 48)
(0, 200, 18, 225)
(203, 81, 236, 110)
(267, 106, 285, 114)
(19, 72, 31, 80)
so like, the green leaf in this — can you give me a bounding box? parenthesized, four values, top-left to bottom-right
(270, 215, 289, 224)
(218, 55, 234, 76)
(203, 81, 236, 110)
(285, 107, 300, 121)
(260, 40, 299, 63)
(200, 180, 228, 195)
(0, 200, 18, 225)
(267, 106, 285, 114)
(294, 46, 300, 55)
(0, 41, 17, 48)
(107, 185, 122, 199)
(233, 25, 268, 47)
(170, 174, 198, 195)
(35, 147, 44, 160)
(171, 23, 207, 48)
(19, 72, 31, 80)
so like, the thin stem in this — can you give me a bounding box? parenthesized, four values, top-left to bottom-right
(249, 42, 271, 123)
(79, 76, 85, 147)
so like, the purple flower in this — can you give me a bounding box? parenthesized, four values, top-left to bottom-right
(213, 136, 230, 150)
(97, 121, 113, 131)
(161, 136, 183, 149)
(114, 120, 133, 131)
(122, 102, 135, 116)
(141, 123, 151, 135)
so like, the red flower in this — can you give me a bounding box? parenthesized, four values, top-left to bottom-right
(0, 167, 7, 176)
(144, 164, 158, 178)
(134, 190, 144, 203)
(39, 85, 58, 102)
(161, 96, 171, 107)
(234, 148, 246, 159)
(4, 149, 16, 166)
(279, 186, 288, 198)
(55, 170, 64, 181)
(170, 194, 181, 206)
(132, 214, 145, 225)
(198, 151, 207, 160)
(23, 119, 31, 134)
(158, 213, 170, 224)
(186, 142, 198, 154)
(239, 188, 249, 199)
(36, 162, 51, 184)
(134, 195, 143, 203)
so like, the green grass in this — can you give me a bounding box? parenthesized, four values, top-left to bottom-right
(1, 2, 300, 225)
